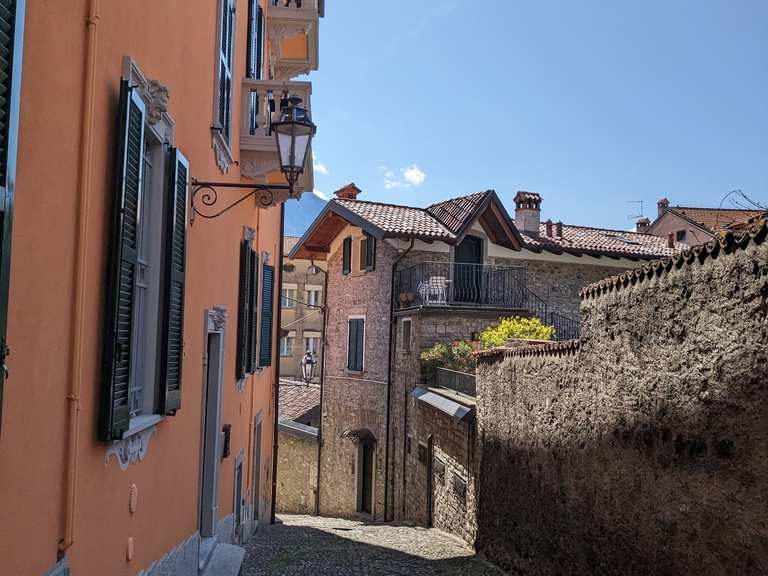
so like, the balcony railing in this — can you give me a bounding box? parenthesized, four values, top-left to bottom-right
(395, 261, 535, 309)
(548, 310, 581, 341)
(267, 0, 320, 80)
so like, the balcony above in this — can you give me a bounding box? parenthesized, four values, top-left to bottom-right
(267, 0, 321, 80)
(239, 77, 313, 198)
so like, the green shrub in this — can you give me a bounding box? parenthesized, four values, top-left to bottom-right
(419, 339, 477, 381)
(480, 316, 555, 349)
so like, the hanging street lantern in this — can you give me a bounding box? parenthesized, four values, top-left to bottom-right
(273, 94, 316, 197)
(300, 351, 317, 384)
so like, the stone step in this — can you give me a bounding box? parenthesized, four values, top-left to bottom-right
(201, 543, 246, 576)
(198, 536, 218, 573)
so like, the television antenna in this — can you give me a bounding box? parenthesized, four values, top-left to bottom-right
(626, 200, 644, 221)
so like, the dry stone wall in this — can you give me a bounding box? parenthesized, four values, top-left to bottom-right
(475, 229, 768, 575)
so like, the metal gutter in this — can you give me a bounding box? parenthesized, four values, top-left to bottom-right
(270, 202, 286, 525)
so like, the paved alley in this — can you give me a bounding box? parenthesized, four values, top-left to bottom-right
(241, 515, 504, 576)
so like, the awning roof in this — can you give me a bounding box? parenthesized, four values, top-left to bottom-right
(411, 386, 473, 420)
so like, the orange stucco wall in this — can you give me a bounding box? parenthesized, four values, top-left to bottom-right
(0, 1, 285, 575)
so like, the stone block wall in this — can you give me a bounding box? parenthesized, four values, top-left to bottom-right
(475, 230, 768, 575)
(276, 429, 318, 515)
(490, 256, 627, 319)
(318, 233, 396, 521)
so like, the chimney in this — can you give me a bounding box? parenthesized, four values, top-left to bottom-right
(335, 183, 362, 200)
(555, 221, 563, 237)
(545, 219, 553, 236)
(657, 197, 670, 218)
(667, 232, 675, 249)
(513, 191, 542, 235)
(636, 217, 651, 233)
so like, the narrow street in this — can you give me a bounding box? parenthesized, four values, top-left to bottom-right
(241, 515, 504, 576)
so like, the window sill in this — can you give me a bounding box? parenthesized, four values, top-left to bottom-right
(124, 414, 164, 438)
(345, 369, 365, 377)
(211, 127, 235, 173)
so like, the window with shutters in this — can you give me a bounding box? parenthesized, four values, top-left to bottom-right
(0, 0, 25, 428)
(401, 319, 412, 352)
(305, 285, 322, 307)
(280, 332, 295, 357)
(101, 74, 188, 441)
(280, 286, 296, 308)
(236, 230, 259, 381)
(303, 334, 320, 356)
(358, 238, 367, 271)
(347, 317, 365, 372)
(212, 0, 236, 172)
(246, 0, 265, 80)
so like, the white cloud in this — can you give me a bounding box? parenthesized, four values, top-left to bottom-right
(313, 159, 329, 176)
(402, 164, 426, 187)
(381, 163, 427, 189)
(312, 189, 328, 200)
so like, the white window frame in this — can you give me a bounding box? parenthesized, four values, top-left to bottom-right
(305, 286, 322, 307)
(281, 286, 296, 308)
(280, 331, 295, 357)
(346, 315, 366, 372)
(212, 0, 236, 172)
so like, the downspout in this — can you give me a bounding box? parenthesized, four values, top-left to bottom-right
(383, 238, 414, 522)
(313, 259, 328, 516)
(60, 0, 100, 553)
(270, 202, 285, 524)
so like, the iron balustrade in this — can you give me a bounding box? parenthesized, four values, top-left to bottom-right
(395, 261, 529, 310)
(548, 310, 581, 341)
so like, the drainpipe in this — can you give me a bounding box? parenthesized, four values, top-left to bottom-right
(60, 0, 100, 553)
(270, 202, 285, 525)
(313, 259, 328, 516)
(383, 238, 414, 522)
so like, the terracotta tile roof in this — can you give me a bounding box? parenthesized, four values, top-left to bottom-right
(667, 206, 763, 234)
(426, 191, 490, 234)
(475, 339, 581, 360)
(514, 191, 542, 204)
(334, 198, 455, 240)
(581, 217, 768, 301)
(283, 235, 301, 254)
(279, 383, 320, 424)
(517, 222, 685, 259)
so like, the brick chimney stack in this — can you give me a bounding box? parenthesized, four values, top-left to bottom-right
(667, 232, 675, 249)
(555, 221, 563, 237)
(514, 191, 542, 235)
(545, 219, 553, 236)
(636, 217, 651, 233)
(335, 183, 362, 200)
(657, 197, 670, 218)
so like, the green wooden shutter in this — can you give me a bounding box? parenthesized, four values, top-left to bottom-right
(247, 251, 259, 373)
(347, 319, 364, 371)
(0, 0, 24, 429)
(236, 238, 251, 380)
(365, 234, 376, 271)
(259, 264, 274, 367)
(158, 148, 188, 415)
(100, 80, 145, 440)
(342, 236, 351, 275)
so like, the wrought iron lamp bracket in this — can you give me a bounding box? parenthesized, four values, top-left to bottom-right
(190, 179, 292, 220)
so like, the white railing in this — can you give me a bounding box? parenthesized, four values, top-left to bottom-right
(239, 78, 312, 152)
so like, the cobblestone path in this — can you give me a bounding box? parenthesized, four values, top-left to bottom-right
(242, 515, 504, 575)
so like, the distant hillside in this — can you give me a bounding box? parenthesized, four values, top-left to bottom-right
(284, 190, 327, 237)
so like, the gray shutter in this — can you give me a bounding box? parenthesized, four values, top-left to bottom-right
(259, 264, 274, 367)
(247, 251, 259, 373)
(0, 0, 24, 428)
(356, 320, 364, 370)
(158, 148, 188, 415)
(347, 320, 357, 370)
(101, 80, 145, 440)
(236, 239, 251, 380)
(348, 319, 364, 371)
(342, 237, 351, 275)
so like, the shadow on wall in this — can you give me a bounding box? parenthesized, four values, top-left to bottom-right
(242, 519, 503, 575)
(475, 234, 768, 575)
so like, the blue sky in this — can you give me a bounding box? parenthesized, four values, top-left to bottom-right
(305, 0, 768, 230)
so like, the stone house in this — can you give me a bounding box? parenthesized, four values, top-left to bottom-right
(276, 383, 321, 515)
(279, 235, 326, 383)
(289, 183, 682, 537)
(638, 197, 763, 246)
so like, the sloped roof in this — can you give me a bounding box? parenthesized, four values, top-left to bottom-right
(335, 198, 454, 241)
(659, 206, 762, 235)
(518, 222, 684, 259)
(283, 235, 301, 254)
(426, 191, 490, 234)
(279, 383, 320, 425)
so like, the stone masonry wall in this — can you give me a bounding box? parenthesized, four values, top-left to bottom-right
(490, 256, 627, 319)
(318, 232, 396, 520)
(276, 430, 318, 515)
(475, 232, 768, 575)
